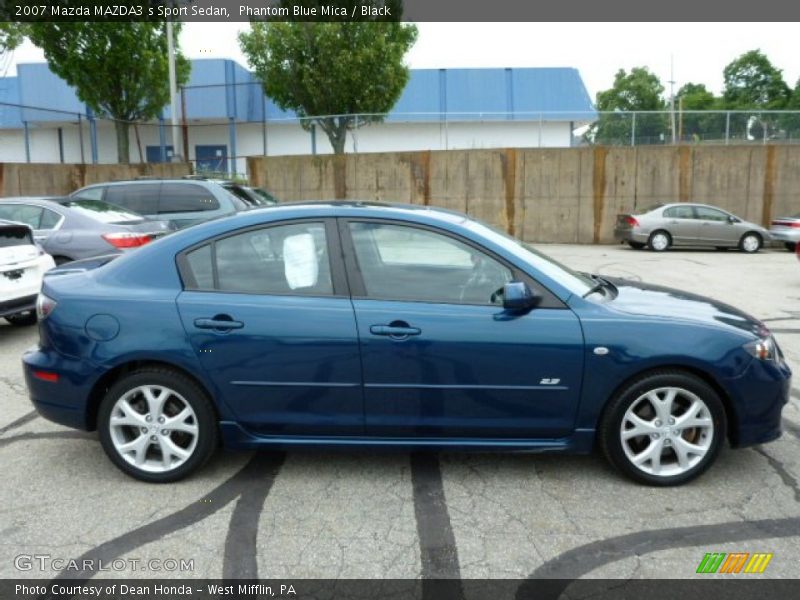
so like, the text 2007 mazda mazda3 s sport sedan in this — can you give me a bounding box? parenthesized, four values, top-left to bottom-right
(22, 203, 791, 485)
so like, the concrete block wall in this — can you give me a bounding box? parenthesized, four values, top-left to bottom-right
(248, 145, 800, 244)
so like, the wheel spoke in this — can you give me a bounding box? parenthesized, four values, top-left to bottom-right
(117, 434, 150, 466)
(164, 407, 198, 435)
(142, 386, 168, 420)
(647, 390, 673, 423)
(632, 438, 664, 471)
(622, 413, 658, 440)
(159, 436, 190, 464)
(676, 400, 711, 429)
(111, 399, 148, 428)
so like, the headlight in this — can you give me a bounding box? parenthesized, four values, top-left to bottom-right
(744, 336, 781, 362)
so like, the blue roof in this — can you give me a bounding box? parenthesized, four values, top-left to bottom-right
(1, 60, 595, 127)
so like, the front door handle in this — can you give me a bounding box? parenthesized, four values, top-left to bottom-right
(194, 316, 244, 331)
(370, 321, 421, 339)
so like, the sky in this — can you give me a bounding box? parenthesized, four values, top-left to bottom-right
(3, 22, 798, 100)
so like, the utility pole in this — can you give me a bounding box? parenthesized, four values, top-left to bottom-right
(669, 54, 676, 144)
(166, 9, 182, 162)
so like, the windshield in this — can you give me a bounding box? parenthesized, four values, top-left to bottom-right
(462, 217, 594, 297)
(59, 199, 145, 224)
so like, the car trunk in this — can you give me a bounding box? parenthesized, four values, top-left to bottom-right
(0, 225, 38, 267)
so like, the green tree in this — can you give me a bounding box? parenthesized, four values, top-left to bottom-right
(239, 1, 418, 154)
(0, 22, 26, 54)
(675, 83, 725, 141)
(722, 49, 790, 140)
(779, 79, 800, 140)
(590, 67, 667, 145)
(27, 22, 190, 164)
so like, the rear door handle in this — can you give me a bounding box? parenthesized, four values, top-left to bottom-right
(194, 317, 244, 330)
(370, 322, 421, 338)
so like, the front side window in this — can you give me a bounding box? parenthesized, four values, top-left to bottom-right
(694, 206, 729, 222)
(184, 222, 332, 296)
(349, 222, 512, 305)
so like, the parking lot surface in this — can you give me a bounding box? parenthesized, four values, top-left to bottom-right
(1, 243, 799, 585)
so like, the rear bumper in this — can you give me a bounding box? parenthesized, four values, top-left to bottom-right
(22, 346, 99, 431)
(0, 294, 36, 318)
(613, 228, 649, 243)
(768, 229, 800, 243)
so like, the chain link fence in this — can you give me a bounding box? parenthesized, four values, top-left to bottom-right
(3, 91, 800, 180)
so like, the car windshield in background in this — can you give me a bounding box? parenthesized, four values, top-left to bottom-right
(0, 225, 33, 247)
(221, 189, 250, 211)
(58, 199, 145, 224)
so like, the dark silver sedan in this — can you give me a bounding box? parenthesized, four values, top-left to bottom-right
(614, 203, 770, 253)
(0, 197, 174, 264)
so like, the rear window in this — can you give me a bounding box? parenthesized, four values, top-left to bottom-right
(72, 186, 105, 201)
(105, 184, 160, 215)
(59, 199, 145, 224)
(159, 183, 220, 213)
(0, 225, 33, 247)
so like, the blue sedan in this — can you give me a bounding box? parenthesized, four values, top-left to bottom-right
(22, 203, 792, 485)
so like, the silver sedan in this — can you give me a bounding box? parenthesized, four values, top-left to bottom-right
(614, 203, 770, 253)
(768, 213, 800, 252)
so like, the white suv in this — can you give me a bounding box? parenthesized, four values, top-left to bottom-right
(0, 220, 56, 326)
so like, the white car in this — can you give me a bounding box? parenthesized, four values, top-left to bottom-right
(0, 220, 56, 326)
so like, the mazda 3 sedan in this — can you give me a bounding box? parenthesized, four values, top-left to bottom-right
(23, 203, 791, 485)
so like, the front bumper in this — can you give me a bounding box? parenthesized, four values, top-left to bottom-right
(724, 355, 792, 448)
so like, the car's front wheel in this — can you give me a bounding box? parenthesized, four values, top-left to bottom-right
(98, 368, 217, 482)
(739, 232, 762, 253)
(785, 242, 797, 252)
(599, 371, 726, 486)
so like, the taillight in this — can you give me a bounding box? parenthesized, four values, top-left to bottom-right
(772, 220, 800, 228)
(36, 293, 57, 320)
(624, 216, 639, 227)
(32, 370, 59, 383)
(101, 232, 153, 249)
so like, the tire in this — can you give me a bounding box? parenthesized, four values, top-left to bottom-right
(598, 370, 726, 486)
(5, 312, 37, 326)
(739, 232, 762, 253)
(98, 367, 218, 483)
(627, 241, 646, 250)
(785, 242, 797, 252)
(647, 230, 671, 252)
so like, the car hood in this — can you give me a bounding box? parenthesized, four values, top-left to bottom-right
(601, 276, 767, 338)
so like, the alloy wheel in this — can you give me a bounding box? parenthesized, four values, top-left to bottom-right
(108, 385, 199, 473)
(620, 386, 714, 477)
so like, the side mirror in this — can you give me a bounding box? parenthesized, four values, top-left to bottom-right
(728, 215, 740, 224)
(502, 281, 539, 311)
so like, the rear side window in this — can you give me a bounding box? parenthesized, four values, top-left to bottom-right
(663, 206, 694, 219)
(39, 208, 63, 229)
(182, 222, 332, 296)
(0, 204, 43, 229)
(0, 225, 33, 247)
(105, 184, 160, 215)
(159, 183, 220, 213)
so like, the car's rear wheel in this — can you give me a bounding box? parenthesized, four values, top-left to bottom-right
(647, 230, 671, 252)
(739, 232, 762, 253)
(98, 368, 217, 482)
(599, 371, 726, 486)
(785, 242, 797, 252)
(5, 312, 37, 326)
(627, 241, 646, 250)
